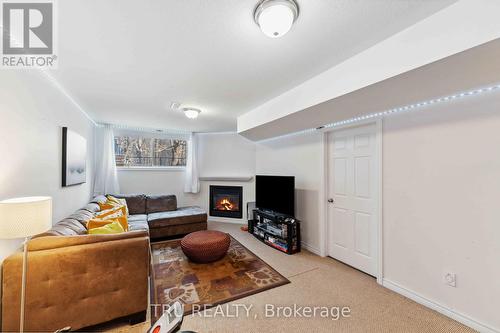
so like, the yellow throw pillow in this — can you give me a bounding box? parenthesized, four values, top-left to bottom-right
(106, 195, 121, 204)
(96, 205, 126, 218)
(99, 196, 129, 216)
(87, 217, 128, 232)
(98, 201, 116, 211)
(94, 206, 128, 231)
(106, 195, 129, 216)
(88, 221, 125, 234)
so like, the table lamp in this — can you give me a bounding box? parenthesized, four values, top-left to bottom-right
(0, 196, 52, 332)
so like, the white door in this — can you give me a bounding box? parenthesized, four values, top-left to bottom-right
(327, 124, 379, 276)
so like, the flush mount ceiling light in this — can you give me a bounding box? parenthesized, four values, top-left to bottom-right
(182, 107, 201, 119)
(254, 0, 299, 38)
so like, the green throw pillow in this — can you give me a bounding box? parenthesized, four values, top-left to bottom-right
(88, 220, 125, 234)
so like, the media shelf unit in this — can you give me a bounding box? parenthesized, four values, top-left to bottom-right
(248, 209, 301, 255)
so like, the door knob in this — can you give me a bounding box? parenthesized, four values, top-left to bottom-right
(328, 198, 334, 203)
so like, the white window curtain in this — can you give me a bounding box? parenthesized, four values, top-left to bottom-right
(93, 124, 120, 196)
(184, 133, 200, 193)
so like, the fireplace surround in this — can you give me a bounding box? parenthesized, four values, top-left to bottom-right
(209, 185, 243, 219)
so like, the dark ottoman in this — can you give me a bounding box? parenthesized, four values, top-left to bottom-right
(181, 230, 230, 263)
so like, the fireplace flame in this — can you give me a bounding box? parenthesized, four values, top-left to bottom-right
(216, 198, 234, 211)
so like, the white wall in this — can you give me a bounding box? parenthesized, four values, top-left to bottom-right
(382, 91, 500, 331)
(255, 133, 323, 254)
(117, 169, 189, 202)
(252, 91, 500, 331)
(0, 70, 95, 261)
(118, 132, 256, 222)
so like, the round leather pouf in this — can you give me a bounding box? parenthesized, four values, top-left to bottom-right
(181, 230, 231, 263)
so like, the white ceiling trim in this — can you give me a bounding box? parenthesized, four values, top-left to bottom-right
(100, 123, 191, 138)
(99, 123, 238, 137)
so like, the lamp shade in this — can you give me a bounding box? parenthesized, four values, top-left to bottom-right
(0, 196, 52, 239)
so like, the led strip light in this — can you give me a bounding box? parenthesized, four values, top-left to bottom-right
(258, 83, 500, 142)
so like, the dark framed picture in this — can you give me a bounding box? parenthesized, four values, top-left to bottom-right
(62, 127, 87, 187)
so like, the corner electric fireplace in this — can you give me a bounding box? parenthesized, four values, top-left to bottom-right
(209, 185, 243, 219)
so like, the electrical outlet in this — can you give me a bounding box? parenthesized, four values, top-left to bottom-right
(444, 272, 456, 287)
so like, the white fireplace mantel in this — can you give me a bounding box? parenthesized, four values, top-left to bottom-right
(199, 176, 254, 182)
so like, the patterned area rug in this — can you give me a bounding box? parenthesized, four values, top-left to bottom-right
(150, 236, 289, 321)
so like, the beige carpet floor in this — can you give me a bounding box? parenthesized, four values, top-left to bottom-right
(96, 221, 474, 333)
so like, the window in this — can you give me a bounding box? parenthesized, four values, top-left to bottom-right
(114, 136, 187, 168)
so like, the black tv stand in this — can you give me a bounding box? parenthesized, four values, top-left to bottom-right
(256, 209, 282, 219)
(248, 209, 301, 255)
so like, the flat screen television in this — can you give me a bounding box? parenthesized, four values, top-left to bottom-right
(256, 175, 295, 216)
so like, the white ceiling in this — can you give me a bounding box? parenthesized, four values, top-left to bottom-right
(52, 0, 457, 132)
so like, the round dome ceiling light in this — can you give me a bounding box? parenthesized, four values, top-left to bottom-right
(254, 0, 299, 38)
(182, 107, 201, 119)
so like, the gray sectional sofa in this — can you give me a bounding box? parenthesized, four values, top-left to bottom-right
(111, 194, 208, 238)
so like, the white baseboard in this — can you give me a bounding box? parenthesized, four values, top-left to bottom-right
(208, 218, 246, 225)
(382, 279, 498, 333)
(301, 241, 321, 256)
